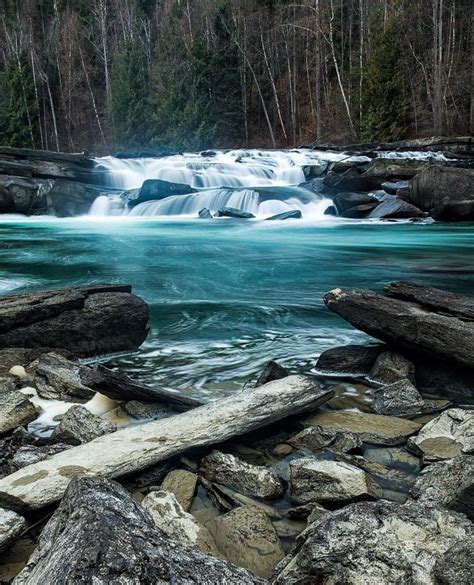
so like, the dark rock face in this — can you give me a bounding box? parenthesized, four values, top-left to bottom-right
(382, 180, 411, 195)
(275, 500, 473, 584)
(341, 202, 380, 218)
(45, 180, 121, 217)
(216, 207, 255, 219)
(323, 205, 338, 216)
(431, 199, 474, 221)
(255, 360, 289, 387)
(369, 351, 415, 385)
(265, 210, 302, 221)
(127, 179, 196, 208)
(324, 285, 474, 370)
(316, 344, 384, 375)
(410, 166, 474, 214)
(14, 476, 264, 584)
(0, 175, 50, 214)
(366, 195, 424, 219)
(333, 192, 378, 213)
(198, 207, 213, 219)
(34, 353, 95, 402)
(0, 285, 149, 358)
(371, 378, 425, 417)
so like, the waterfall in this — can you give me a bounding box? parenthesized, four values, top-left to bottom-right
(88, 195, 111, 216)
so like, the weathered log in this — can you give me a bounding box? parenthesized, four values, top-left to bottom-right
(80, 364, 204, 409)
(13, 476, 264, 584)
(0, 375, 333, 511)
(324, 286, 474, 369)
(0, 285, 149, 357)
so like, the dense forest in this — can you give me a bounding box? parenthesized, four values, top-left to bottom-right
(0, 0, 473, 153)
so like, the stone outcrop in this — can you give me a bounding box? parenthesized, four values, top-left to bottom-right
(0, 284, 149, 358)
(126, 178, 196, 208)
(13, 476, 263, 584)
(316, 344, 384, 375)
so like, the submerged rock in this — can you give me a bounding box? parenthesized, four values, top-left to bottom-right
(288, 427, 362, 454)
(407, 408, 474, 461)
(128, 178, 196, 208)
(371, 378, 425, 418)
(14, 476, 263, 584)
(209, 505, 284, 579)
(50, 405, 116, 445)
(300, 411, 421, 446)
(141, 490, 219, 556)
(289, 458, 375, 505)
(215, 207, 255, 219)
(198, 207, 213, 219)
(316, 344, 384, 375)
(200, 450, 283, 500)
(255, 360, 289, 387)
(275, 500, 473, 584)
(160, 469, 198, 511)
(265, 210, 302, 221)
(0, 507, 26, 553)
(410, 454, 474, 520)
(0, 391, 37, 434)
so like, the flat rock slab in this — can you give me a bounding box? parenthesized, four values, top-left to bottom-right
(0, 375, 333, 511)
(275, 500, 473, 584)
(14, 476, 263, 584)
(324, 285, 474, 369)
(0, 285, 149, 358)
(407, 408, 474, 461)
(300, 411, 421, 446)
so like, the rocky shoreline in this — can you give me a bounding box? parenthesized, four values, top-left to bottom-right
(0, 139, 473, 220)
(0, 281, 472, 583)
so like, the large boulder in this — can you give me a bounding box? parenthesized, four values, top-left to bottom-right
(13, 476, 263, 584)
(316, 344, 384, 375)
(127, 179, 196, 208)
(410, 166, 474, 214)
(333, 192, 379, 213)
(366, 195, 424, 219)
(0, 285, 149, 358)
(369, 351, 415, 385)
(275, 500, 473, 584)
(0, 175, 51, 214)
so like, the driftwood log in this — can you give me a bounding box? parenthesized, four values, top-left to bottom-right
(0, 375, 333, 511)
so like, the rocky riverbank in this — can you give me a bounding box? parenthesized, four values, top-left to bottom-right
(0, 139, 473, 220)
(0, 281, 472, 583)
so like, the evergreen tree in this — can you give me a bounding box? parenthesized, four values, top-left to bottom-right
(0, 61, 38, 148)
(109, 42, 152, 149)
(361, 18, 406, 142)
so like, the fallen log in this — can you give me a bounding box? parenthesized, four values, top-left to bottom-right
(0, 375, 333, 511)
(14, 476, 264, 584)
(324, 285, 474, 369)
(80, 364, 204, 409)
(0, 284, 149, 357)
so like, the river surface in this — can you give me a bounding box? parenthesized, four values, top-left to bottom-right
(2, 216, 474, 399)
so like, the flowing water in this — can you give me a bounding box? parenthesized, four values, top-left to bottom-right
(1, 148, 471, 400)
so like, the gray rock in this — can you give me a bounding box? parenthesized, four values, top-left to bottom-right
(371, 378, 425, 417)
(288, 426, 362, 453)
(11, 444, 72, 469)
(50, 406, 116, 445)
(300, 410, 421, 446)
(255, 360, 289, 387)
(434, 541, 474, 584)
(289, 458, 375, 505)
(123, 400, 173, 421)
(0, 285, 149, 358)
(34, 352, 94, 402)
(410, 455, 474, 520)
(341, 202, 380, 218)
(316, 344, 384, 375)
(215, 207, 255, 219)
(160, 469, 198, 511)
(0, 507, 26, 553)
(141, 490, 219, 556)
(382, 180, 411, 195)
(366, 195, 424, 219)
(431, 199, 474, 221)
(13, 476, 263, 584)
(333, 192, 379, 213)
(198, 207, 212, 219)
(200, 450, 283, 500)
(407, 408, 474, 461)
(274, 500, 473, 585)
(129, 178, 196, 208)
(265, 210, 302, 220)
(209, 505, 284, 579)
(369, 351, 415, 385)
(0, 391, 37, 434)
